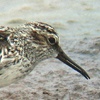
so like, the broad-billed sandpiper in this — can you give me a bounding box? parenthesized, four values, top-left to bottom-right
(0, 22, 90, 87)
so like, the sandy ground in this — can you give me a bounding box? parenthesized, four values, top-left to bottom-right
(0, 0, 100, 100)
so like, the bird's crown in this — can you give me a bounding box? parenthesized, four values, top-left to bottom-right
(21, 22, 59, 46)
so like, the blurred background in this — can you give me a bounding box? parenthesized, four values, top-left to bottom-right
(0, 0, 100, 100)
(0, 0, 100, 36)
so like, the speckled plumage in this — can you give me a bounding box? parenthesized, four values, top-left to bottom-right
(0, 22, 90, 87)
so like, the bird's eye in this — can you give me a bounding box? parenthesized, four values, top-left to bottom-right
(48, 37, 56, 45)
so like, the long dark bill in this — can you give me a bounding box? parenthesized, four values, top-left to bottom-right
(56, 46, 90, 79)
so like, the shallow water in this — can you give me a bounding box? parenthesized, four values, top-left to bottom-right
(0, 0, 100, 100)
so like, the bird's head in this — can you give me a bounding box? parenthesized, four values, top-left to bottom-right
(23, 22, 90, 79)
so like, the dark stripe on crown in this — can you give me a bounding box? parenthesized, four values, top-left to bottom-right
(25, 22, 57, 35)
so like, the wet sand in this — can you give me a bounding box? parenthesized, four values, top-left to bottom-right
(0, 0, 100, 100)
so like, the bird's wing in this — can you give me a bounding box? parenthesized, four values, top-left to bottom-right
(0, 26, 15, 68)
(0, 26, 12, 48)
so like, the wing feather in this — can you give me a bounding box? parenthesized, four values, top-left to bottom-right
(0, 26, 12, 49)
(0, 26, 14, 67)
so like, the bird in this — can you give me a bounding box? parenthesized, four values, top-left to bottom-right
(0, 22, 90, 87)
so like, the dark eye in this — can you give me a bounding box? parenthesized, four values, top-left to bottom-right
(48, 37, 56, 45)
